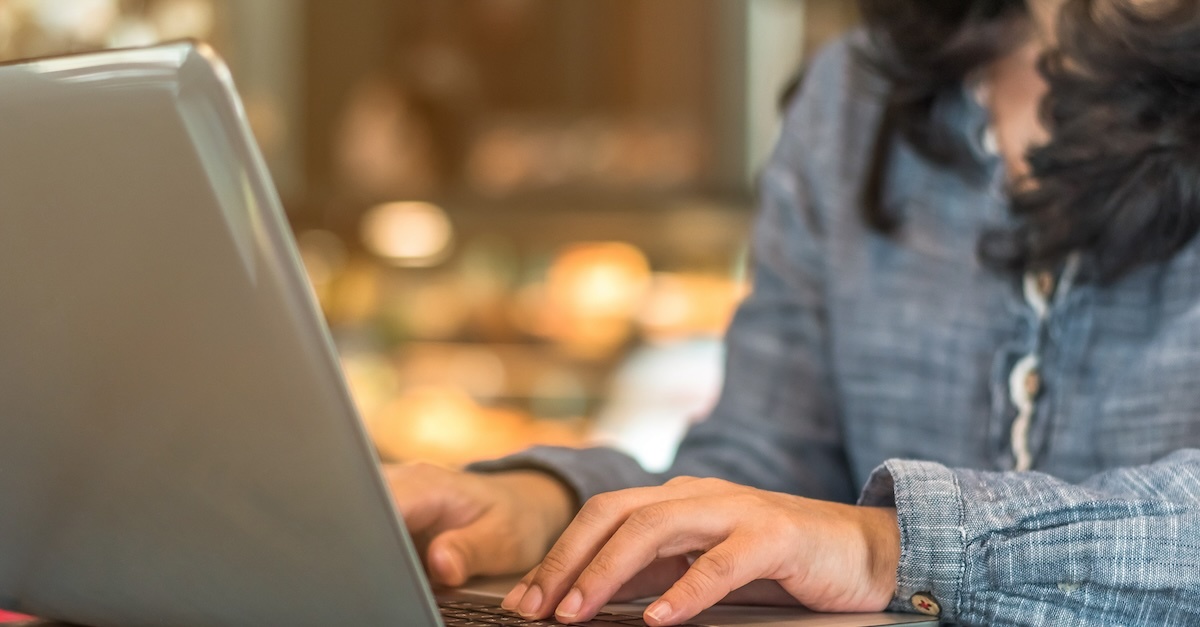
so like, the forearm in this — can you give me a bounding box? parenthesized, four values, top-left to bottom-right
(861, 449, 1200, 626)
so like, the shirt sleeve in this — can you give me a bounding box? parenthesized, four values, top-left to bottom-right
(470, 36, 864, 505)
(859, 449, 1200, 626)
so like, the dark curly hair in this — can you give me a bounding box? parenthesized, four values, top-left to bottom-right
(860, 0, 1200, 282)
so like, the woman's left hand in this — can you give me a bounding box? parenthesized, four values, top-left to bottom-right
(500, 476, 900, 626)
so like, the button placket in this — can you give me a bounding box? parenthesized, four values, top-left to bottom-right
(1008, 354, 1041, 472)
(1007, 254, 1081, 472)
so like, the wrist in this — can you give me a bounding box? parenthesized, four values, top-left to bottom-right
(859, 506, 900, 609)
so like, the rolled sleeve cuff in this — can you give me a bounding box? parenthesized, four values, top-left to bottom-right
(859, 459, 967, 622)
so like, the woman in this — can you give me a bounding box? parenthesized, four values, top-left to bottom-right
(387, 1, 1200, 625)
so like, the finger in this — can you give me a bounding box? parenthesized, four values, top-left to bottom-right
(427, 512, 531, 587)
(500, 566, 540, 611)
(516, 484, 703, 619)
(646, 541, 760, 626)
(556, 501, 731, 623)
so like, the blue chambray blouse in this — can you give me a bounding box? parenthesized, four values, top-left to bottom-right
(473, 32, 1200, 626)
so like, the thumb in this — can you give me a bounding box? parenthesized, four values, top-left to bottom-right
(426, 515, 508, 587)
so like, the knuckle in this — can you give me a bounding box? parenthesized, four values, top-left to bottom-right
(625, 504, 670, 537)
(586, 550, 623, 579)
(696, 476, 731, 491)
(671, 571, 713, 602)
(665, 475, 698, 486)
(695, 550, 737, 583)
(579, 492, 618, 520)
(763, 508, 798, 536)
(536, 549, 574, 577)
(730, 492, 769, 511)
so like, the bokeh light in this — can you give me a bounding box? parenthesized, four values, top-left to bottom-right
(367, 386, 582, 467)
(34, 0, 117, 41)
(550, 242, 650, 318)
(361, 201, 454, 267)
(106, 17, 158, 48)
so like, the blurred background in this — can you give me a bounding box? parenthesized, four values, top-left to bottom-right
(0, 0, 858, 471)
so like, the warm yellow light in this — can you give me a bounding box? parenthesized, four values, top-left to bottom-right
(529, 242, 651, 358)
(361, 201, 454, 267)
(149, 0, 214, 40)
(106, 17, 159, 48)
(0, 7, 17, 54)
(369, 386, 530, 466)
(35, 0, 118, 40)
(405, 388, 480, 452)
(549, 242, 650, 318)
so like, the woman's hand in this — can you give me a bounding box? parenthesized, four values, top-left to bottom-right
(384, 463, 575, 587)
(501, 476, 899, 626)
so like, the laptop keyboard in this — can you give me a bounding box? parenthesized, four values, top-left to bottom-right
(438, 600, 698, 627)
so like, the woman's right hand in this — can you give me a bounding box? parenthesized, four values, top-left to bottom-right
(384, 463, 576, 587)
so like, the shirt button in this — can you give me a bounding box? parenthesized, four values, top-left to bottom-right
(910, 592, 941, 616)
(1036, 271, 1056, 299)
(1024, 369, 1042, 399)
(981, 127, 999, 156)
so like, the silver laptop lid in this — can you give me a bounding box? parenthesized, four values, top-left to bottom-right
(0, 43, 439, 626)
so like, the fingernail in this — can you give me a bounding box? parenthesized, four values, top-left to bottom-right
(501, 582, 528, 611)
(555, 588, 583, 621)
(517, 584, 543, 618)
(646, 600, 673, 625)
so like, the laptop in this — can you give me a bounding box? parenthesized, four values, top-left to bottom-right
(0, 43, 935, 627)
